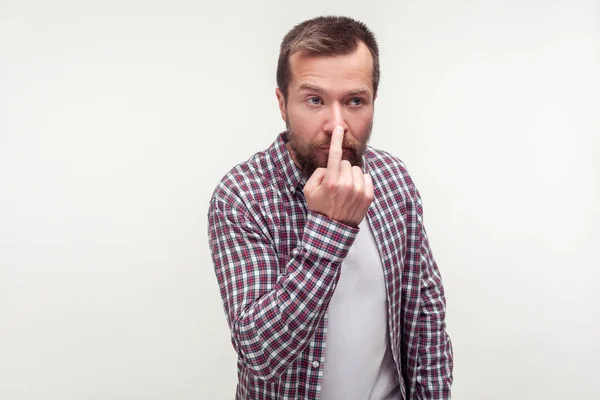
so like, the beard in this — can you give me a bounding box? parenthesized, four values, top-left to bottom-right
(285, 120, 373, 179)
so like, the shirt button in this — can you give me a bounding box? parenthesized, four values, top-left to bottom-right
(312, 360, 320, 368)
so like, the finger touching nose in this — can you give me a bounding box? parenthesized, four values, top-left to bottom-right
(326, 103, 348, 134)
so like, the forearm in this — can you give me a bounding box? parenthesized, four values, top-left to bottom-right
(416, 270, 453, 399)
(232, 237, 342, 380)
(209, 201, 358, 381)
(415, 226, 453, 399)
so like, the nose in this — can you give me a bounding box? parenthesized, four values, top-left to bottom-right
(324, 101, 348, 135)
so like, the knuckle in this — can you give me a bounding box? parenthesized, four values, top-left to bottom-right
(340, 181, 352, 192)
(324, 180, 338, 191)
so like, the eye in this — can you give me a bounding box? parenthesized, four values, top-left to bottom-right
(349, 97, 365, 106)
(307, 96, 323, 106)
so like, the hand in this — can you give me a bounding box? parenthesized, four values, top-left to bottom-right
(303, 126, 374, 228)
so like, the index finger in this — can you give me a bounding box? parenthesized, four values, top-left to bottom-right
(326, 126, 344, 176)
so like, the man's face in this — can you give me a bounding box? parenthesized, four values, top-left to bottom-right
(276, 41, 375, 179)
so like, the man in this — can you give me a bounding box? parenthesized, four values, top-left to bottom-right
(207, 15, 453, 400)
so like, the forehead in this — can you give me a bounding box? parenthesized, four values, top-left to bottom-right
(288, 41, 374, 96)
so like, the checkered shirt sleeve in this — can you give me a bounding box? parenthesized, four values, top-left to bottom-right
(208, 194, 359, 381)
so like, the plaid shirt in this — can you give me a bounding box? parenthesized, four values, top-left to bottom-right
(207, 131, 453, 399)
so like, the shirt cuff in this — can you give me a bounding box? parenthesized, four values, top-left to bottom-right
(300, 210, 360, 262)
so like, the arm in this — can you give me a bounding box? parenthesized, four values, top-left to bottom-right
(207, 196, 358, 381)
(415, 221, 454, 399)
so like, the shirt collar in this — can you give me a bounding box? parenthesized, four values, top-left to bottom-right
(270, 131, 371, 195)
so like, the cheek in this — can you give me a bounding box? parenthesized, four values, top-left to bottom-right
(352, 113, 373, 135)
(289, 107, 320, 129)
(288, 110, 322, 139)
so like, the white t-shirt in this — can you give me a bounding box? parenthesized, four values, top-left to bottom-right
(320, 215, 401, 400)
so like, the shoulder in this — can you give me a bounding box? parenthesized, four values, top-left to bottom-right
(365, 145, 420, 206)
(209, 147, 277, 212)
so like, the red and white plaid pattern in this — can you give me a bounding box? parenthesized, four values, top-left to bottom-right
(208, 131, 453, 399)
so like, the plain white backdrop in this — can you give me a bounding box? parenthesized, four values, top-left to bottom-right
(1, 0, 599, 399)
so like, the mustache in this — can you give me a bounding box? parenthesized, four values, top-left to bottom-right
(312, 138, 362, 150)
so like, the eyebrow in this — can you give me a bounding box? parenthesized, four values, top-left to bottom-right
(347, 88, 371, 96)
(298, 83, 371, 97)
(298, 83, 325, 93)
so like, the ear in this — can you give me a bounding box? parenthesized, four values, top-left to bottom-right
(275, 87, 287, 123)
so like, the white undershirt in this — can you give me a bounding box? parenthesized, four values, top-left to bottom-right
(320, 215, 401, 400)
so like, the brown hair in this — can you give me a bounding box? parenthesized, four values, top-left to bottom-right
(276, 15, 380, 99)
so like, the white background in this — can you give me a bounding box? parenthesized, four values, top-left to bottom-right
(1, 0, 599, 399)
